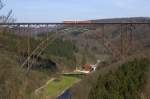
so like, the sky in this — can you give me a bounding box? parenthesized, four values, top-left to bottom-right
(0, 0, 150, 22)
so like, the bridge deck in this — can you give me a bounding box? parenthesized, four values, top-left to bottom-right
(0, 22, 150, 26)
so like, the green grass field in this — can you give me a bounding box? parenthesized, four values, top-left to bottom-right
(43, 75, 80, 98)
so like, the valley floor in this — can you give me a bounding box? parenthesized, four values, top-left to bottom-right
(36, 75, 80, 99)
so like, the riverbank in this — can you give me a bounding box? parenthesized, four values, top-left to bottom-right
(36, 75, 80, 99)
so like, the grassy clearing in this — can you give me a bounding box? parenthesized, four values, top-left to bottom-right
(43, 75, 80, 98)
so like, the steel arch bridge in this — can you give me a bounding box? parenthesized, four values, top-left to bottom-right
(0, 22, 150, 72)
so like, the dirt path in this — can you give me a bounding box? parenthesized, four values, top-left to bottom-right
(34, 78, 56, 95)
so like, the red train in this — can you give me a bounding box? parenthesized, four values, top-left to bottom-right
(63, 20, 92, 23)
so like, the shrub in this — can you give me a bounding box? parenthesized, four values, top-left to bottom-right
(89, 58, 150, 99)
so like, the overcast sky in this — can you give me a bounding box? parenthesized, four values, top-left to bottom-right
(0, 0, 150, 22)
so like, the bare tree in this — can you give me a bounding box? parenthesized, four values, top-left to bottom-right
(0, 0, 15, 35)
(0, 0, 4, 10)
(0, 0, 15, 23)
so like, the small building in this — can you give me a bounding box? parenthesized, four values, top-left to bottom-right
(82, 64, 93, 72)
(82, 60, 101, 73)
